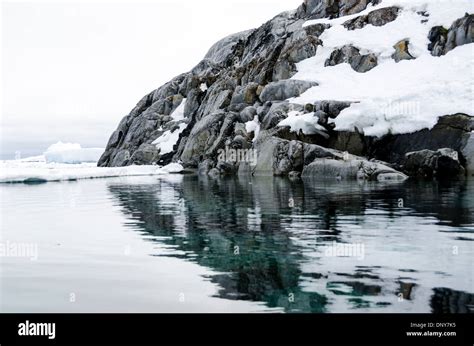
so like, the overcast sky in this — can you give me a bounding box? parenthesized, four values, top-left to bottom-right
(1, 0, 302, 158)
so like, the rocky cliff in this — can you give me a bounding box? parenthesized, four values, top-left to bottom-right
(98, 0, 473, 180)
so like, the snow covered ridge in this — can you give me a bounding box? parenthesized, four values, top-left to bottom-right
(291, 0, 474, 137)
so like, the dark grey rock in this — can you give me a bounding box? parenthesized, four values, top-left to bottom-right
(129, 144, 160, 165)
(239, 106, 257, 123)
(368, 114, 473, 165)
(343, 6, 400, 30)
(325, 45, 378, 72)
(259, 80, 317, 103)
(403, 148, 465, 179)
(428, 14, 473, 56)
(110, 150, 130, 167)
(230, 83, 260, 105)
(302, 0, 381, 20)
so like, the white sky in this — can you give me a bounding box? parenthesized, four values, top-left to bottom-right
(0, 0, 302, 157)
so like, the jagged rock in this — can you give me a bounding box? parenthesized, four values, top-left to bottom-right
(403, 148, 465, 179)
(325, 45, 378, 72)
(392, 39, 415, 62)
(261, 102, 304, 130)
(230, 83, 260, 105)
(259, 80, 318, 103)
(110, 150, 130, 167)
(369, 114, 474, 166)
(239, 106, 257, 123)
(129, 144, 160, 165)
(195, 81, 234, 121)
(302, 0, 381, 20)
(428, 14, 473, 56)
(99, 1, 473, 179)
(343, 6, 400, 30)
(350, 53, 378, 73)
(180, 112, 229, 167)
(203, 30, 253, 67)
(253, 136, 406, 180)
(272, 25, 325, 80)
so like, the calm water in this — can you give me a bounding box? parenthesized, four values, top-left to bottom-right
(1, 175, 473, 313)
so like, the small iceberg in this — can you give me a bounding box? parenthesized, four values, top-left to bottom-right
(43, 142, 104, 164)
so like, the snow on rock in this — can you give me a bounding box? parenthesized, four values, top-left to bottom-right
(153, 99, 188, 154)
(293, 0, 474, 137)
(245, 116, 261, 142)
(277, 110, 327, 135)
(44, 142, 104, 164)
(0, 160, 184, 184)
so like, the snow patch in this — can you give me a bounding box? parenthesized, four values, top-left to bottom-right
(278, 111, 327, 135)
(245, 116, 261, 142)
(153, 99, 188, 154)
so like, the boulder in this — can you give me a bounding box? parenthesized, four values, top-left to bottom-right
(391, 39, 415, 62)
(230, 83, 260, 105)
(428, 14, 473, 56)
(259, 80, 318, 103)
(325, 45, 378, 73)
(343, 6, 400, 30)
(403, 148, 465, 179)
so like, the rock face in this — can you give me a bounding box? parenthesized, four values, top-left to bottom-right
(253, 136, 407, 181)
(301, 0, 381, 20)
(99, 1, 474, 180)
(260, 80, 318, 103)
(343, 6, 400, 30)
(325, 45, 378, 72)
(402, 148, 465, 179)
(428, 14, 473, 56)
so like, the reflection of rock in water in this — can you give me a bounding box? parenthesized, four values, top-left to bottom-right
(107, 176, 473, 312)
(108, 176, 332, 312)
(431, 288, 474, 313)
(398, 282, 416, 301)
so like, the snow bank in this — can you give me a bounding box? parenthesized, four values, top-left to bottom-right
(293, 0, 473, 137)
(44, 142, 104, 164)
(0, 161, 184, 184)
(153, 99, 188, 154)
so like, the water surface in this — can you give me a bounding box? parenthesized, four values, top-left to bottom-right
(1, 175, 473, 313)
